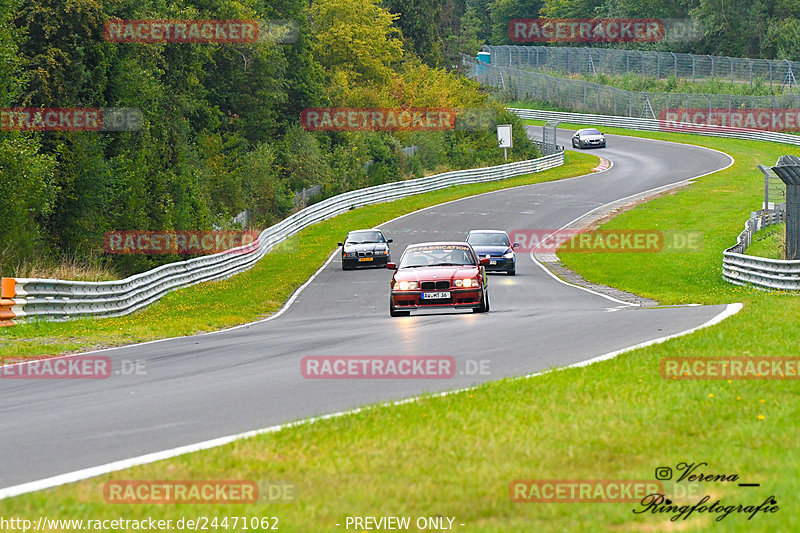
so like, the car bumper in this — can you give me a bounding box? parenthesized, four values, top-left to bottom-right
(343, 256, 389, 268)
(484, 257, 514, 271)
(391, 288, 483, 309)
(582, 141, 605, 148)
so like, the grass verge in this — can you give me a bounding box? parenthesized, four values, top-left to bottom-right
(0, 151, 597, 360)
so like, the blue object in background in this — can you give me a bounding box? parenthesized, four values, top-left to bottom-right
(477, 51, 490, 76)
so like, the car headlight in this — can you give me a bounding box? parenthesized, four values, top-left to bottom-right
(396, 281, 418, 291)
(503, 251, 514, 259)
(456, 278, 479, 288)
(377, 250, 387, 255)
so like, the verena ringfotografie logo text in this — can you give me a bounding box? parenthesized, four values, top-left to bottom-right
(103, 230, 260, 255)
(510, 480, 663, 503)
(661, 357, 800, 380)
(301, 356, 457, 379)
(1, 356, 112, 379)
(509, 19, 664, 43)
(1, 108, 142, 131)
(660, 109, 800, 133)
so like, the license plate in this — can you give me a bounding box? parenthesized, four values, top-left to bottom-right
(421, 292, 450, 300)
(358, 257, 373, 262)
(489, 260, 497, 265)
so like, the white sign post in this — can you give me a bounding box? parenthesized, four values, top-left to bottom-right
(497, 124, 512, 162)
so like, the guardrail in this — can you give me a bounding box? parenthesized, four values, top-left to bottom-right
(721, 206, 800, 290)
(507, 108, 800, 146)
(0, 149, 564, 326)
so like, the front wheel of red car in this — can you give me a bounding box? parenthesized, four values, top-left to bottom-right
(390, 300, 410, 317)
(473, 289, 490, 313)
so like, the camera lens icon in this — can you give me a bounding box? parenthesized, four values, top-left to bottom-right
(655, 467, 673, 480)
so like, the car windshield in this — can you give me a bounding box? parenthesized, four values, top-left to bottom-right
(399, 245, 476, 268)
(581, 129, 602, 135)
(467, 233, 509, 246)
(346, 230, 385, 244)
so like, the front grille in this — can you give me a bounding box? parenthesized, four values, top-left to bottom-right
(358, 251, 373, 257)
(420, 280, 450, 290)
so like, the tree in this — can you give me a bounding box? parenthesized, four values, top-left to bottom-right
(310, 0, 404, 87)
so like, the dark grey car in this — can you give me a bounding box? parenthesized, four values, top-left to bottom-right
(339, 229, 392, 270)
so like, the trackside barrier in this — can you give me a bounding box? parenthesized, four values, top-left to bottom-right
(0, 150, 563, 326)
(720, 206, 800, 290)
(505, 108, 800, 146)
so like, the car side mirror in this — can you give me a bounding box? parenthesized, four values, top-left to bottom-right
(387, 239, 393, 243)
(387, 262, 396, 269)
(338, 242, 343, 247)
(479, 257, 490, 265)
(513, 242, 520, 248)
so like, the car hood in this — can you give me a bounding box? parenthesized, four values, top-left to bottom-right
(393, 265, 479, 282)
(580, 134, 604, 141)
(344, 243, 389, 252)
(470, 245, 510, 256)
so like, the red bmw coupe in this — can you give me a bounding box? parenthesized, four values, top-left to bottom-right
(387, 242, 491, 317)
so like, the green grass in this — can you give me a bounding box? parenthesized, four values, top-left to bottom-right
(746, 223, 785, 260)
(3, 116, 799, 532)
(0, 151, 597, 360)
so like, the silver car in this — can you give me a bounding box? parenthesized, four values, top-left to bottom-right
(571, 128, 606, 149)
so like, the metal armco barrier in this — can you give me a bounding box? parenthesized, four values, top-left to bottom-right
(0, 150, 564, 326)
(720, 199, 798, 291)
(506, 108, 800, 146)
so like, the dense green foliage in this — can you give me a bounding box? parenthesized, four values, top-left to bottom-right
(0, 0, 539, 277)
